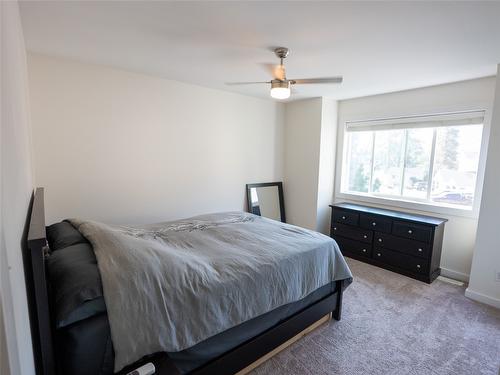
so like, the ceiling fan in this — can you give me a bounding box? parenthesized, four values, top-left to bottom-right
(226, 47, 343, 100)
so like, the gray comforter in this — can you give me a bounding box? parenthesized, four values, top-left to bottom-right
(70, 212, 352, 372)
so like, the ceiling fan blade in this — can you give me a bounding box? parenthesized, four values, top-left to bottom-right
(259, 63, 286, 80)
(292, 77, 343, 84)
(225, 81, 271, 86)
(274, 65, 286, 81)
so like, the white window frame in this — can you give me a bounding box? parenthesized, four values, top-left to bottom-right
(335, 110, 491, 219)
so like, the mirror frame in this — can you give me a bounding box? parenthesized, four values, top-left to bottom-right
(246, 182, 286, 223)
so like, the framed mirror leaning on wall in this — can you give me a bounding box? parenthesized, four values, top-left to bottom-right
(246, 182, 286, 223)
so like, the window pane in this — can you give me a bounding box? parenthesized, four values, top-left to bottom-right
(431, 125, 483, 207)
(371, 129, 405, 196)
(342, 120, 483, 211)
(402, 128, 433, 199)
(346, 132, 373, 193)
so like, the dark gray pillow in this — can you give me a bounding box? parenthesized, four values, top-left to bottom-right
(46, 221, 88, 250)
(47, 240, 106, 328)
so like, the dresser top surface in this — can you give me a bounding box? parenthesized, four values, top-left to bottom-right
(330, 203, 448, 226)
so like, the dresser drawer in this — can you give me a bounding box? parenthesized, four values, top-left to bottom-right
(333, 209, 359, 226)
(332, 222, 372, 244)
(392, 221, 432, 243)
(359, 214, 392, 233)
(333, 236, 372, 258)
(373, 247, 429, 275)
(374, 232, 430, 259)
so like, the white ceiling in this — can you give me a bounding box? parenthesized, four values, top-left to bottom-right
(19, 1, 500, 101)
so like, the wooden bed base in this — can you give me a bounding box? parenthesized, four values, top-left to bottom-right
(235, 313, 332, 375)
(26, 188, 344, 375)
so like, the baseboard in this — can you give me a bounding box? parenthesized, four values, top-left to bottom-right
(465, 288, 500, 309)
(440, 267, 470, 283)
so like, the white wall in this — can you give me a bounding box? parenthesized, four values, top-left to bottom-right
(283, 97, 338, 234)
(335, 77, 497, 281)
(0, 1, 36, 374)
(316, 98, 338, 234)
(283, 98, 323, 230)
(28, 54, 285, 225)
(467, 67, 500, 308)
(0, 293, 10, 375)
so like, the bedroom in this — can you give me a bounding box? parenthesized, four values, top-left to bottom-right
(1, 1, 499, 375)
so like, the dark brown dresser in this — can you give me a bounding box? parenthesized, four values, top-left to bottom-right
(330, 203, 447, 283)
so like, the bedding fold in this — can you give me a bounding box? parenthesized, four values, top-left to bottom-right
(69, 212, 352, 372)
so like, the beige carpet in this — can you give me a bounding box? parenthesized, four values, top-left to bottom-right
(251, 258, 500, 375)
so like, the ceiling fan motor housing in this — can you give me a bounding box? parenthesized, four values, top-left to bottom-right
(271, 80, 290, 89)
(274, 47, 290, 59)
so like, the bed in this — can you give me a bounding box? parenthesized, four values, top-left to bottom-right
(25, 188, 352, 375)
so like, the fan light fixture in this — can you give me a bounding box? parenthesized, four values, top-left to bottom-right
(270, 80, 290, 99)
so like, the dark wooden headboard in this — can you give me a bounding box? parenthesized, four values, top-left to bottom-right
(26, 187, 55, 375)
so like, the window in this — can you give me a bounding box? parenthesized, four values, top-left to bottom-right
(341, 111, 485, 210)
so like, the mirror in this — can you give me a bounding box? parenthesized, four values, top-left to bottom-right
(246, 182, 286, 223)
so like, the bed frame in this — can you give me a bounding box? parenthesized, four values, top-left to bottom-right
(26, 187, 345, 375)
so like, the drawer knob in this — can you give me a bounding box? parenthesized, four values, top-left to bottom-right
(363, 235, 367, 239)
(416, 264, 421, 269)
(362, 249, 367, 253)
(372, 222, 377, 226)
(377, 253, 381, 257)
(378, 238, 383, 242)
(408, 229, 413, 234)
(342, 216, 346, 220)
(333, 227, 337, 231)
(418, 248, 423, 252)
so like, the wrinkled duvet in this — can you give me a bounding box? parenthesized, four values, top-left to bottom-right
(69, 212, 352, 372)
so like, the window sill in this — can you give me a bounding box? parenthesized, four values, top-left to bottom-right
(336, 192, 479, 220)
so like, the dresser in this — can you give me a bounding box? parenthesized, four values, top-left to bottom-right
(330, 203, 447, 283)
